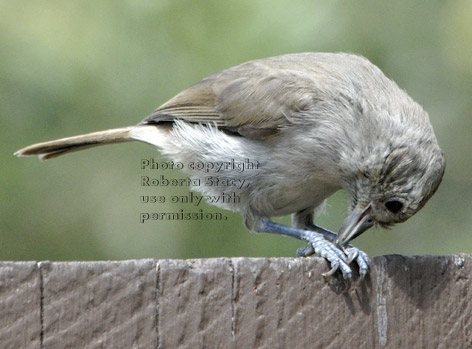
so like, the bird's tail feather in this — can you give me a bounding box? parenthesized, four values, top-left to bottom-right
(14, 126, 163, 160)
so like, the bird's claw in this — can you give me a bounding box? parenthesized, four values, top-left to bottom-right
(343, 245, 370, 280)
(345, 247, 359, 263)
(298, 238, 369, 284)
(307, 235, 353, 281)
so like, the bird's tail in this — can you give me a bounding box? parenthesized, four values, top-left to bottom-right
(15, 125, 167, 161)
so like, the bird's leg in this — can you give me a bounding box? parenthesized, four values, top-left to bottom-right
(292, 210, 370, 280)
(259, 220, 354, 280)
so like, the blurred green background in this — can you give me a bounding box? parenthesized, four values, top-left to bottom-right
(1, 0, 471, 261)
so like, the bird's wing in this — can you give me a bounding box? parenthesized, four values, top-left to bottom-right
(139, 57, 321, 139)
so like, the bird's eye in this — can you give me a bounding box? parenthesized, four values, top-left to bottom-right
(385, 200, 403, 214)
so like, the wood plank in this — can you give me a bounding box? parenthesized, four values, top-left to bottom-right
(0, 261, 41, 349)
(232, 255, 472, 348)
(1, 256, 471, 348)
(157, 258, 233, 348)
(41, 259, 157, 348)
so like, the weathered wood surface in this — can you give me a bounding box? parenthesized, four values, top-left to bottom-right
(0, 255, 471, 348)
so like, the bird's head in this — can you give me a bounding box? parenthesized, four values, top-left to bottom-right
(336, 143, 445, 246)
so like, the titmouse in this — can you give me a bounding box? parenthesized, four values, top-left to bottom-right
(15, 53, 445, 282)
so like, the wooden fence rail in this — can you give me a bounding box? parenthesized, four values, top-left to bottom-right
(1, 255, 471, 348)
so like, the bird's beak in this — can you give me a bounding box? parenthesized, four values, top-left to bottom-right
(335, 202, 374, 246)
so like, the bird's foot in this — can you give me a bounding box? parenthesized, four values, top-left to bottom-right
(258, 220, 369, 288)
(296, 233, 353, 282)
(297, 238, 369, 282)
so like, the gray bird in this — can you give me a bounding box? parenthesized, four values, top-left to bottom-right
(15, 53, 445, 281)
